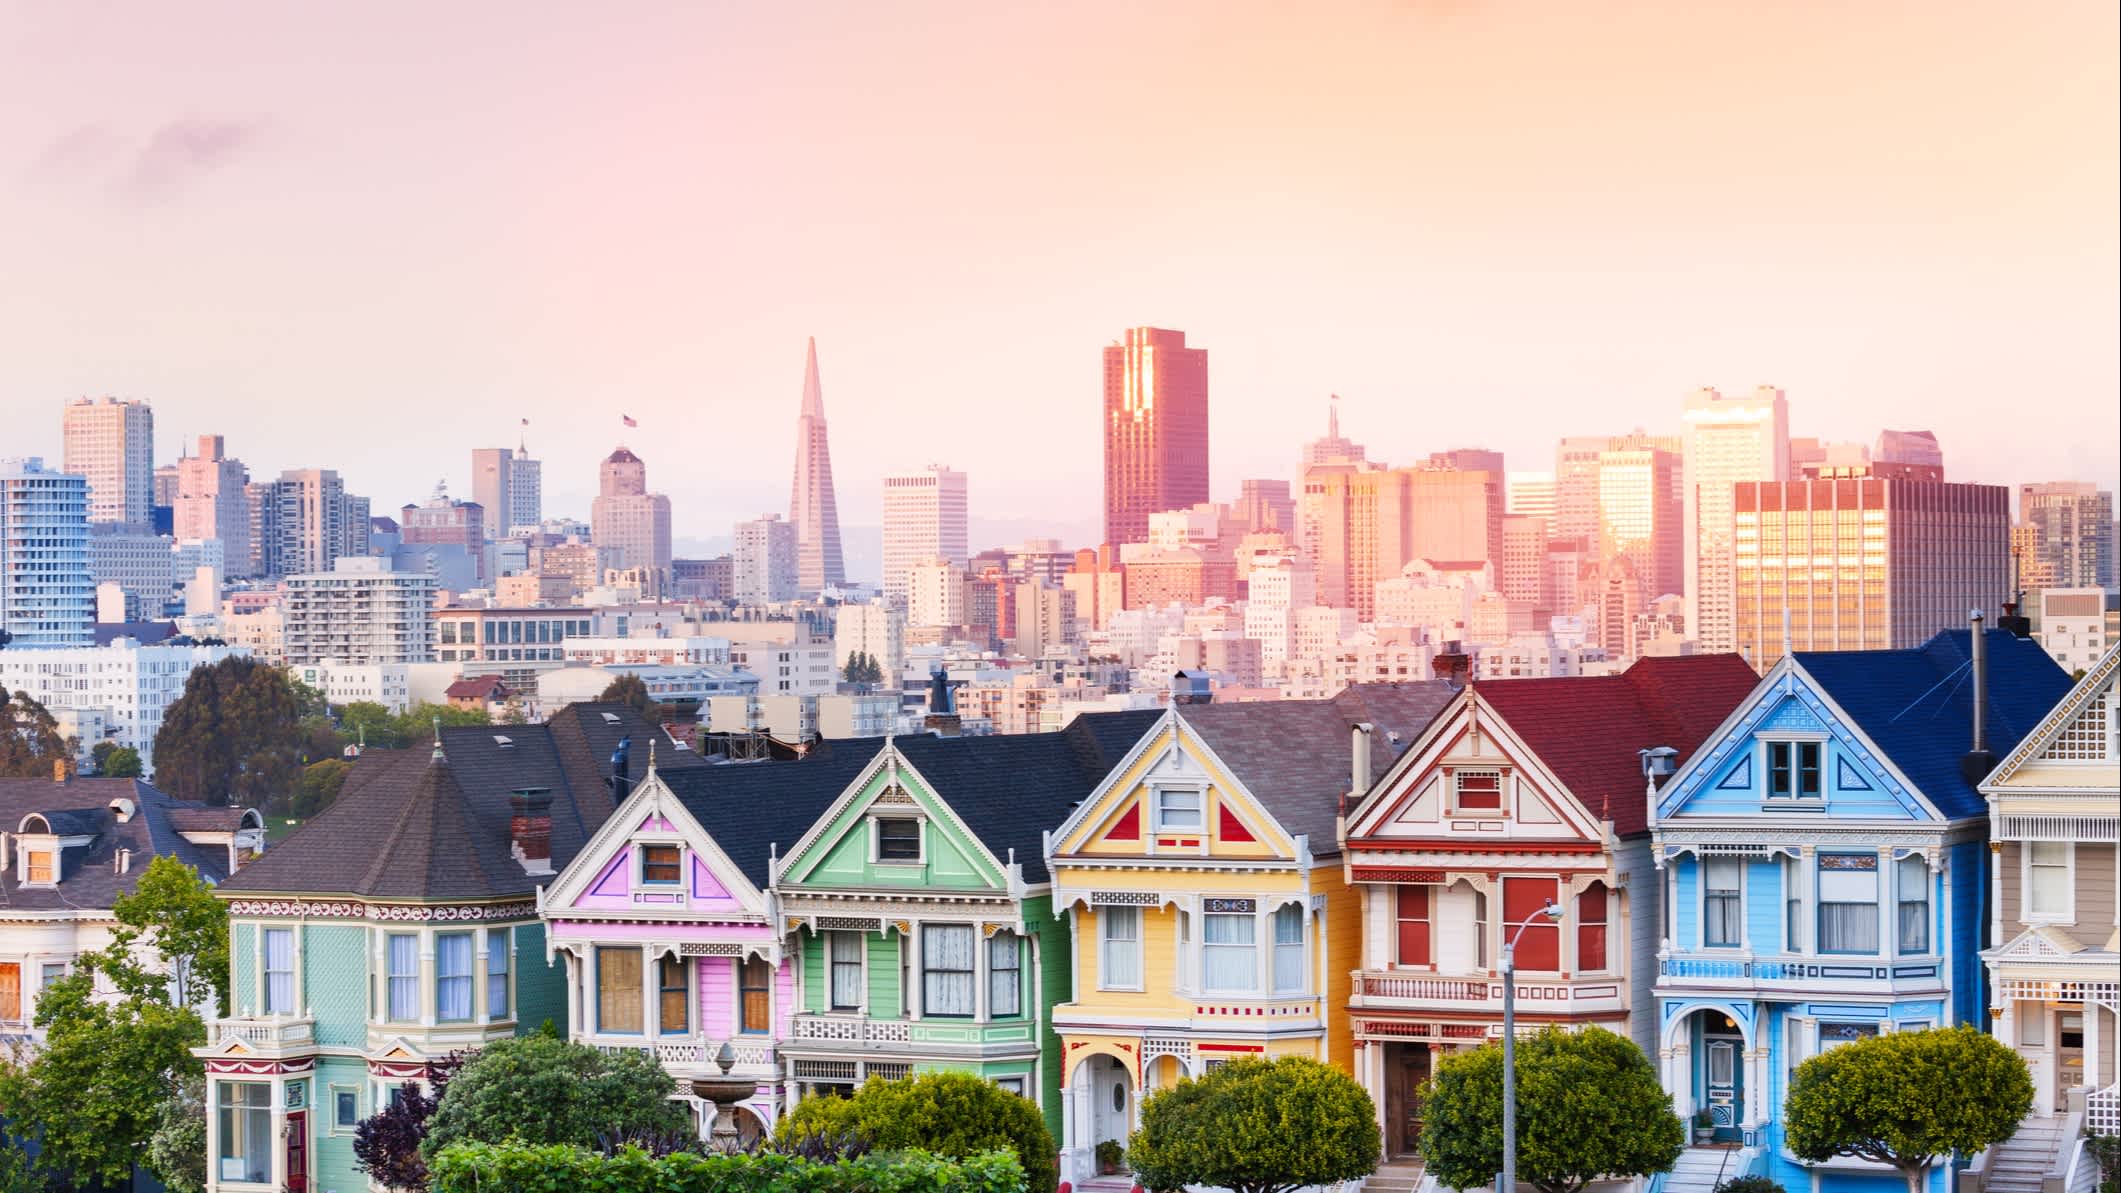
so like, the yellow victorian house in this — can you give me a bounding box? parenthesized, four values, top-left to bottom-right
(1044, 685, 1453, 1184)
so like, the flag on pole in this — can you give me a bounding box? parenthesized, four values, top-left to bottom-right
(520, 418, 529, 427)
(621, 415, 638, 428)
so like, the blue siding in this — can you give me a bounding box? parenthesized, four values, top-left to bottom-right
(1948, 839, 1983, 1026)
(1675, 861, 1699, 950)
(1744, 861, 1781, 952)
(1661, 687, 1928, 822)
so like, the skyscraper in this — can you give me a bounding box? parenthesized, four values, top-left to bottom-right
(1875, 429, 1944, 474)
(174, 434, 253, 576)
(1682, 386, 1790, 653)
(590, 447, 672, 573)
(1596, 439, 1683, 603)
(1103, 327, 1209, 547)
(63, 396, 155, 528)
(789, 338, 846, 593)
(733, 515, 798, 606)
(1300, 395, 1366, 469)
(248, 469, 371, 578)
(881, 465, 968, 606)
(0, 458, 94, 648)
(473, 440, 543, 540)
(2018, 482, 2116, 591)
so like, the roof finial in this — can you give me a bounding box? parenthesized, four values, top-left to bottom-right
(648, 737, 657, 770)
(1781, 605, 1793, 656)
(430, 715, 446, 763)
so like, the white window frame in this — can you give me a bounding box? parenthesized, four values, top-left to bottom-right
(1450, 769, 1506, 816)
(2023, 841, 2074, 923)
(1152, 787, 1204, 833)
(827, 930, 866, 1013)
(1270, 904, 1307, 995)
(871, 816, 925, 865)
(1894, 855, 1930, 955)
(329, 1083, 361, 1135)
(1200, 910, 1259, 995)
(262, 927, 296, 1015)
(1701, 857, 1745, 950)
(1098, 905, 1144, 992)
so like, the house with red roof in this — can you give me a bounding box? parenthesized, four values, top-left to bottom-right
(1337, 653, 1760, 1161)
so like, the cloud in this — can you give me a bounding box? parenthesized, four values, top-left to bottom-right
(120, 118, 266, 199)
(31, 124, 126, 176)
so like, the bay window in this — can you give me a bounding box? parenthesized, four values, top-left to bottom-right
(1818, 855, 1880, 954)
(436, 933, 473, 1022)
(740, 956, 772, 1033)
(1099, 907, 1142, 990)
(1703, 859, 1742, 948)
(1271, 906, 1305, 994)
(1502, 877, 1559, 970)
(1577, 883, 1609, 972)
(263, 928, 294, 1015)
(1895, 856, 1929, 953)
(1202, 912, 1257, 993)
(386, 933, 418, 1022)
(657, 957, 688, 1034)
(2026, 842, 2072, 920)
(989, 932, 1022, 1018)
(1783, 856, 1804, 952)
(216, 1081, 272, 1184)
(486, 927, 509, 1018)
(596, 946, 643, 1033)
(924, 925, 976, 1017)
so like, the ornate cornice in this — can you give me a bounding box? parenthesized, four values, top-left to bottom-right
(228, 898, 539, 923)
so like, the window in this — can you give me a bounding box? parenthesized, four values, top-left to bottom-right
(1896, 856, 1929, 953)
(740, 956, 772, 1033)
(333, 1087, 359, 1131)
(1819, 1021, 1879, 1050)
(1577, 884, 1609, 972)
(1272, 905, 1305, 994)
(657, 957, 688, 1034)
(1703, 859, 1742, 948)
(1202, 913, 1258, 993)
(2027, 842, 2072, 920)
(1818, 855, 1880, 954)
(1473, 889, 1490, 968)
(995, 1076, 1027, 1097)
(263, 928, 295, 1014)
(1503, 877, 1559, 971)
(1395, 886, 1432, 966)
(436, 933, 473, 1022)
(1783, 856, 1803, 952)
(216, 1081, 272, 1183)
(828, 931, 864, 1011)
(386, 933, 418, 1022)
(39, 962, 64, 989)
(989, 932, 1022, 1018)
(24, 851, 51, 884)
(640, 844, 681, 885)
(486, 928, 509, 1019)
(2019, 1011, 2045, 1047)
(876, 818, 921, 861)
(1454, 770, 1503, 812)
(597, 947, 644, 1033)
(1767, 740, 1822, 798)
(924, 925, 976, 1017)
(1154, 789, 1202, 832)
(1099, 906, 1142, 990)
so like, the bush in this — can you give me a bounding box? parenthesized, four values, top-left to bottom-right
(422, 1037, 690, 1160)
(1716, 1178, 1786, 1193)
(774, 1072, 1056, 1193)
(428, 1140, 1026, 1193)
(1125, 1055, 1378, 1193)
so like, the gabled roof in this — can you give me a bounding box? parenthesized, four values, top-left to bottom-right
(1175, 682, 1458, 854)
(1795, 629, 2072, 820)
(1472, 654, 1761, 836)
(0, 776, 245, 912)
(1983, 641, 2119, 789)
(444, 675, 510, 700)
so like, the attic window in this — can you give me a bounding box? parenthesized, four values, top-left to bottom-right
(876, 818, 921, 862)
(1453, 770, 1503, 812)
(24, 851, 54, 885)
(640, 845, 681, 885)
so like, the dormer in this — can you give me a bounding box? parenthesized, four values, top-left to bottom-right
(14, 811, 100, 889)
(174, 807, 269, 875)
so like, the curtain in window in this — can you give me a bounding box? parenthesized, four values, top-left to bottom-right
(1202, 914, 1257, 993)
(2028, 843, 2070, 916)
(988, 933, 1021, 1018)
(923, 925, 976, 1016)
(486, 928, 509, 1018)
(829, 932, 864, 1010)
(1271, 906, 1304, 994)
(387, 934, 418, 1022)
(1818, 858, 1879, 953)
(1704, 860, 1742, 947)
(1101, 907, 1141, 988)
(1503, 877, 1560, 969)
(436, 934, 473, 1022)
(597, 947, 644, 1033)
(263, 929, 294, 1014)
(1895, 856, 1929, 952)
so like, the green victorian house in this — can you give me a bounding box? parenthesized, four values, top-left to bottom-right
(198, 704, 693, 1193)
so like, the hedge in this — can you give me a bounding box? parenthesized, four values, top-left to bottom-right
(429, 1140, 1027, 1193)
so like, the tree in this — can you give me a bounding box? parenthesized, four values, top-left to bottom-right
(93, 743, 143, 778)
(420, 1036, 688, 1160)
(1420, 1025, 1683, 1193)
(354, 1054, 463, 1192)
(1785, 1025, 2031, 1193)
(776, 1070, 1056, 1193)
(93, 856, 231, 1015)
(290, 757, 353, 819)
(0, 689, 71, 778)
(337, 700, 401, 748)
(841, 651, 884, 688)
(599, 673, 652, 715)
(1123, 1055, 1375, 1193)
(390, 702, 489, 747)
(145, 1073, 208, 1193)
(151, 657, 306, 805)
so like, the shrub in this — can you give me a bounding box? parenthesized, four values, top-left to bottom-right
(1125, 1055, 1379, 1193)
(1785, 1025, 2031, 1193)
(428, 1140, 1026, 1193)
(421, 1036, 690, 1160)
(1716, 1178, 1786, 1193)
(774, 1072, 1056, 1193)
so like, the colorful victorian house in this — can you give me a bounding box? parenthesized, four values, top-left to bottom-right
(1979, 642, 2118, 1133)
(199, 703, 675, 1193)
(1650, 627, 2070, 1193)
(1339, 655, 1760, 1161)
(772, 712, 1156, 1143)
(1044, 685, 1455, 1185)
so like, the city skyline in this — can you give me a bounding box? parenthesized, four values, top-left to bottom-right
(2, 2, 2113, 537)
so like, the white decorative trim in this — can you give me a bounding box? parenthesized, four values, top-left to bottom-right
(227, 899, 537, 922)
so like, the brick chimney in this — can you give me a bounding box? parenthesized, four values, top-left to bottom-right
(1431, 641, 1472, 686)
(509, 788, 554, 875)
(53, 757, 69, 784)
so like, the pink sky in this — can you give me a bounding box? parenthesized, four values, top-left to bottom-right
(3, 1, 2114, 542)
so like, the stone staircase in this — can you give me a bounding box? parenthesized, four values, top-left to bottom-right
(1664, 1146, 1742, 1193)
(1362, 1159, 1424, 1193)
(1983, 1117, 2068, 1193)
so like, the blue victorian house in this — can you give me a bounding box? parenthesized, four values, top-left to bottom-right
(1648, 624, 2070, 1193)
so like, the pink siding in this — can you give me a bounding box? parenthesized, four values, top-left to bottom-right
(776, 960, 796, 1037)
(638, 814, 676, 833)
(549, 920, 774, 944)
(698, 956, 736, 1038)
(573, 854, 631, 908)
(689, 857, 738, 909)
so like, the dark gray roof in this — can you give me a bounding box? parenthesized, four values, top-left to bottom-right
(0, 776, 242, 912)
(1178, 683, 1459, 856)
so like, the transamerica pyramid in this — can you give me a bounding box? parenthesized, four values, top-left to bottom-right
(788, 336, 846, 593)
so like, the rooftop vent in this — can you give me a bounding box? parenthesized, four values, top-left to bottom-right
(601, 712, 623, 724)
(108, 797, 136, 823)
(1639, 746, 1679, 784)
(493, 735, 514, 748)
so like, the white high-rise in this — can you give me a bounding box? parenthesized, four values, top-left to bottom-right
(906, 557, 967, 630)
(281, 557, 436, 665)
(1681, 386, 1789, 653)
(733, 515, 798, 606)
(63, 396, 155, 528)
(1243, 552, 1316, 679)
(0, 458, 94, 648)
(881, 465, 968, 606)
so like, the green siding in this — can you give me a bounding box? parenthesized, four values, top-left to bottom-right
(866, 932, 901, 1019)
(783, 764, 1007, 891)
(312, 1055, 368, 1193)
(511, 921, 566, 1037)
(230, 922, 257, 1013)
(305, 924, 369, 1047)
(1028, 893, 1070, 1140)
(802, 932, 825, 1013)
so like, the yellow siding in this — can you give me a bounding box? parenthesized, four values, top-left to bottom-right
(1313, 859, 1360, 1074)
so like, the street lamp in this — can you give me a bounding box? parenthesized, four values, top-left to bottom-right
(1500, 899, 1566, 1193)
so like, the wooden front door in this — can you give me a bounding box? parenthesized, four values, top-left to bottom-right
(0, 964, 18, 1021)
(284, 1110, 308, 1192)
(1388, 1044, 1431, 1157)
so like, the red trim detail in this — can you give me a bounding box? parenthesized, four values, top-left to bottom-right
(1344, 838, 1604, 854)
(1105, 803, 1140, 842)
(1350, 867, 1447, 883)
(1217, 804, 1255, 843)
(1197, 1042, 1265, 1052)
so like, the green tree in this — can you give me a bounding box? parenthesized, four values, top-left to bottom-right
(0, 1138, 43, 1193)
(290, 757, 353, 819)
(145, 1073, 208, 1193)
(337, 700, 401, 748)
(599, 673, 652, 715)
(1420, 1025, 1682, 1193)
(776, 1070, 1057, 1193)
(93, 856, 231, 1015)
(1785, 1025, 2032, 1193)
(1123, 1055, 1375, 1193)
(151, 656, 306, 805)
(96, 744, 143, 778)
(0, 689, 71, 779)
(420, 1036, 689, 1160)
(391, 702, 489, 746)
(841, 651, 884, 687)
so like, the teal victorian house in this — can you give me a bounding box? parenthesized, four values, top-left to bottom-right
(1648, 625, 2069, 1193)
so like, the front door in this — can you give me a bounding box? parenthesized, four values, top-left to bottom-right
(0, 964, 18, 1022)
(2058, 1011, 2085, 1103)
(1385, 1044, 1431, 1157)
(284, 1110, 308, 1192)
(1091, 1056, 1132, 1169)
(1704, 1035, 1743, 1143)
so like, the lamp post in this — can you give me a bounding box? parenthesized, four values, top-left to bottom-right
(1501, 899, 1566, 1193)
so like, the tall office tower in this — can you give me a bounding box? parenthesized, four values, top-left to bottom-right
(63, 396, 155, 528)
(1875, 429, 1944, 475)
(1243, 551, 1316, 679)
(2018, 482, 2117, 590)
(174, 434, 253, 576)
(1682, 386, 1790, 653)
(474, 441, 544, 540)
(733, 514, 798, 606)
(906, 556, 968, 630)
(1499, 514, 1551, 608)
(789, 338, 846, 593)
(1235, 479, 1297, 536)
(1596, 440, 1682, 603)
(1553, 436, 1610, 543)
(506, 445, 541, 534)
(249, 469, 371, 578)
(399, 489, 488, 582)
(834, 602, 906, 687)
(881, 465, 969, 605)
(1300, 395, 1367, 469)
(152, 464, 180, 510)
(1507, 472, 1557, 519)
(590, 446, 673, 573)
(1103, 327, 1209, 547)
(0, 458, 93, 648)
(1732, 471, 2009, 671)
(1302, 464, 1501, 619)
(1408, 465, 1504, 565)
(1427, 448, 1505, 475)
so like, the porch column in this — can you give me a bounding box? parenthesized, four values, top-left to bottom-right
(1744, 1044, 1770, 1131)
(475, 932, 491, 1027)
(1665, 1039, 1692, 1117)
(1874, 848, 1892, 961)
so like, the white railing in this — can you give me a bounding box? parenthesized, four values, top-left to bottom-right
(592, 1038, 776, 1070)
(1361, 974, 1489, 1001)
(1357, 972, 1624, 1009)
(210, 1016, 314, 1049)
(791, 1015, 912, 1045)
(2090, 1083, 2118, 1136)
